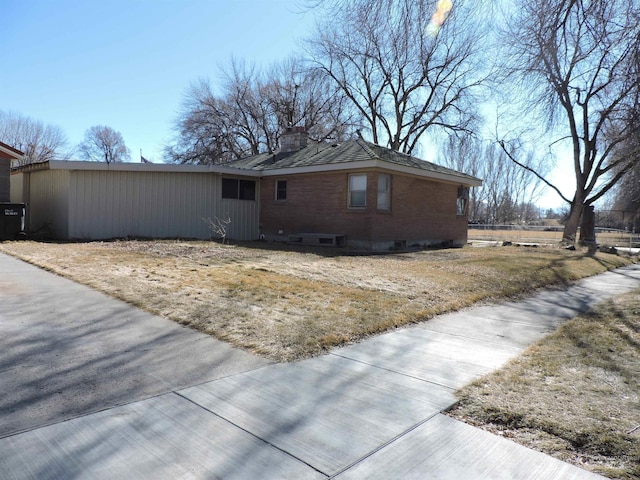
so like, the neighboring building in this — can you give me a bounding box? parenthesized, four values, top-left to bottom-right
(229, 129, 482, 250)
(1, 142, 23, 202)
(10, 130, 482, 249)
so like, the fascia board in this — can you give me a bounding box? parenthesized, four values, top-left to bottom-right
(0, 144, 23, 160)
(261, 159, 483, 186)
(43, 159, 480, 185)
(46, 160, 261, 177)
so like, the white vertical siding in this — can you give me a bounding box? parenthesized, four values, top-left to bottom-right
(28, 170, 71, 238)
(9, 173, 24, 203)
(66, 170, 260, 240)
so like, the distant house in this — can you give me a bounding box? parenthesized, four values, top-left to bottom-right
(11, 129, 481, 250)
(1, 142, 23, 202)
(228, 128, 482, 250)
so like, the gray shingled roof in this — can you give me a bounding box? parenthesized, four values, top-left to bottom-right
(227, 139, 480, 183)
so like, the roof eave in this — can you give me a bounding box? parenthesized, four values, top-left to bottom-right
(261, 159, 482, 186)
(12, 158, 482, 186)
(40, 160, 262, 177)
(0, 142, 24, 160)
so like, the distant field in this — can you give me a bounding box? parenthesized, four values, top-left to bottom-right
(468, 227, 640, 247)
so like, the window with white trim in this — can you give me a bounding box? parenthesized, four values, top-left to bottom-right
(457, 186, 469, 216)
(377, 174, 391, 210)
(348, 174, 367, 208)
(275, 180, 287, 201)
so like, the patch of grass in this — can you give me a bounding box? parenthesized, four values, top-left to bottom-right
(0, 240, 634, 361)
(450, 292, 640, 479)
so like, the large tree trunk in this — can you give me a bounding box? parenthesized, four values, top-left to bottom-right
(562, 197, 583, 245)
(579, 205, 596, 247)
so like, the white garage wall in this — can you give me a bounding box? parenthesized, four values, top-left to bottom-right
(9, 172, 24, 203)
(28, 169, 71, 238)
(66, 170, 260, 241)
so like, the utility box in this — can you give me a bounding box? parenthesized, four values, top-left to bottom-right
(0, 203, 26, 240)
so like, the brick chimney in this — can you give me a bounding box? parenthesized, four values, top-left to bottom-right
(280, 126, 308, 153)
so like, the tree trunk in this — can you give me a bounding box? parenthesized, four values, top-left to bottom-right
(579, 204, 597, 253)
(562, 199, 583, 245)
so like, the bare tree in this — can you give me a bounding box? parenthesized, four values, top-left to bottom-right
(203, 216, 231, 244)
(166, 57, 357, 165)
(307, 0, 487, 155)
(165, 79, 243, 165)
(78, 126, 130, 163)
(612, 111, 640, 231)
(498, 0, 640, 244)
(613, 169, 640, 232)
(0, 110, 70, 166)
(438, 135, 485, 222)
(439, 135, 549, 224)
(263, 57, 358, 144)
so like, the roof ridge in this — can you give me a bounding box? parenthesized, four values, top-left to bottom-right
(354, 138, 381, 160)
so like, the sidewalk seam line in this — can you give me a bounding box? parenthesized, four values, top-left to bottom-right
(174, 391, 330, 479)
(327, 412, 443, 479)
(328, 352, 456, 390)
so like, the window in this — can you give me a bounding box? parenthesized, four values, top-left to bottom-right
(457, 197, 467, 216)
(275, 180, 287, 201)
(348, 174, 367, 208)
(377, 174, 391, 210)
(457, 186, 469, 216)
(222, 178, 256, 200)
(221, 178, 238, 198)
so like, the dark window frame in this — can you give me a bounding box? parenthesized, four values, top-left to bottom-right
(221, 177, 256, 201)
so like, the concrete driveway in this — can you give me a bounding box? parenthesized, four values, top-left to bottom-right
(0, 253, 269, 438)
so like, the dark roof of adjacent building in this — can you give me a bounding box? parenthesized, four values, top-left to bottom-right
(0, 141, 24, 160)
(227, 139, 481, 186)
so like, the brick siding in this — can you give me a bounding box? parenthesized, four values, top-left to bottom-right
(260, 169, 468, 249)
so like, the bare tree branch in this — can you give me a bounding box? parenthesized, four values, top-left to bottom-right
(306, 0, 487, 154)
(78, 126, 130, 163)
(0, 110, 70, 166)
(498, 140, 572, 205)
(498, 0, 640, 243)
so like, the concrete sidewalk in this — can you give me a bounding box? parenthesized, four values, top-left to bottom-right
(1, 253, 639, 479)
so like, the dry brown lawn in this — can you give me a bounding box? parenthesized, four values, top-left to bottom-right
(0, 239, 632, 361)
(450, 291, 640, 479)
(469, 227, 640, 247)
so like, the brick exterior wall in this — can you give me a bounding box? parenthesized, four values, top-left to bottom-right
(260, 169, 469, 249)
(0, 158, 10, 202)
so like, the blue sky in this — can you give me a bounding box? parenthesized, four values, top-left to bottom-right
(1, 0, 314, 162)
(2, 0, 572, 208)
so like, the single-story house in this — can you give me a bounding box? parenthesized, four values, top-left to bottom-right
(10, 128, 481, 249)
(227, 128, 482, 249)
